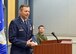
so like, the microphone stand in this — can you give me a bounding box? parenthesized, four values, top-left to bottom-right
(51, 32, 59, 43)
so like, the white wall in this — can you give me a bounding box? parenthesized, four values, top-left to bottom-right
(33, 0, 76, 35)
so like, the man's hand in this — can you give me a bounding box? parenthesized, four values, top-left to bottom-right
(30, 42, 38, 46)
(26, 39, 37, 47)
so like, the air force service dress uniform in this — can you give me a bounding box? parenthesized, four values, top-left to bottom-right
(9, 16, 33, 54)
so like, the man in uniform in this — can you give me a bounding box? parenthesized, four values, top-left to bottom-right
(9, 4, 37, 54)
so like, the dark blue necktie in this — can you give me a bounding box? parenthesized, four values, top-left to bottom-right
(24, 21, 28, 33)
(24, 21, 28, 28)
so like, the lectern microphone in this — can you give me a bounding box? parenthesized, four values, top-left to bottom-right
(51, 32, 59, 43)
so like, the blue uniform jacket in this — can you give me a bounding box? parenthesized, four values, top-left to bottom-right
(9, 17, 33, 54)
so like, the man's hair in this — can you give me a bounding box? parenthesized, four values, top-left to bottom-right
(38, 25, 44, 29)
(19, 4, 30, 10)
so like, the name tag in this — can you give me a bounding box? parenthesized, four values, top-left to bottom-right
(19, 27, 24, 31)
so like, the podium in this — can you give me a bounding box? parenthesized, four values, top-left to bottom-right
(33, 39, 72, 54)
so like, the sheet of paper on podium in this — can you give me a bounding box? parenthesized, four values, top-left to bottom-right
(61, 40, 72, 44)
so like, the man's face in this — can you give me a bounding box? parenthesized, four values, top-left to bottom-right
(38, 27, 45, 33)
(20, 7, 30, 19)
